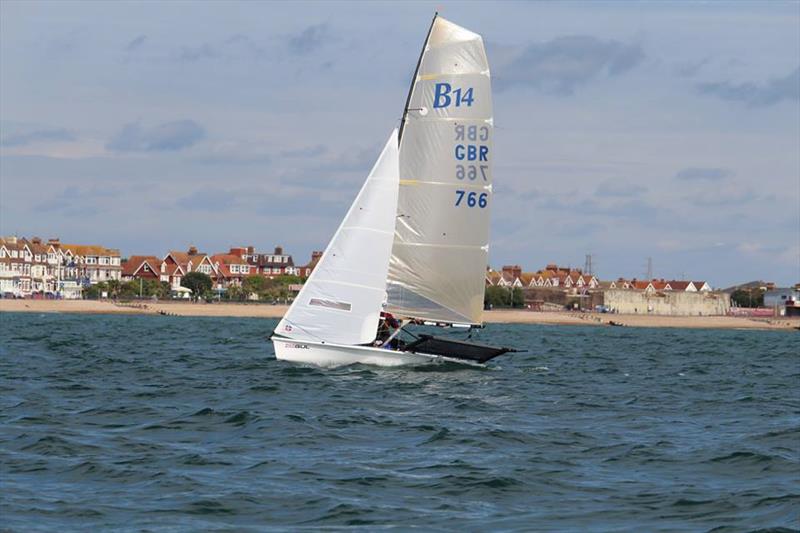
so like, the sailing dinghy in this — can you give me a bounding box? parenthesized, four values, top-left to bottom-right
(272, 14, 516, 367)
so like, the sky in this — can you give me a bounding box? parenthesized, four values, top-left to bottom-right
(1, 0, 798, 288)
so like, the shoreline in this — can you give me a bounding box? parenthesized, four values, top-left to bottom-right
(1, 299, 797, 331)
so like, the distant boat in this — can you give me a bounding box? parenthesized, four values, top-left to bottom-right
(271, 14, 516, 367)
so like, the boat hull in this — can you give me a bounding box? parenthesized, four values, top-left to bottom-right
(272, 338, 444, 367)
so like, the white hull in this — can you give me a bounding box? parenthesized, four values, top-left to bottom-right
(272, 337, 449, 368)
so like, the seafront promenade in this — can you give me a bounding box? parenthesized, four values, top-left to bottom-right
(1, 299, 797, 331)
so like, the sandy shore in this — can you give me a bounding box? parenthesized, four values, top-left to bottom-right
(0, 299, 289, 318)
(1, 299, 797, 331)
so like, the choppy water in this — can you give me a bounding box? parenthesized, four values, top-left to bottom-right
(0, 312, 798, 531)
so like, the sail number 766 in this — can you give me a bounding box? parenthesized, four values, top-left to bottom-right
(455, 190, 488, 208)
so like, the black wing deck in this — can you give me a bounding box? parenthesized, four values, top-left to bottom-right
(403, 334, 518, 364)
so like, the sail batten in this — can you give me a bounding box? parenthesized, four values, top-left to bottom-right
(387, 16, 493, 325)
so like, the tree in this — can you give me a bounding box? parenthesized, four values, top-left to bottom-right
(274, 274, 302, 285)
(227, 284, 244, 301)
(106, 279, 122, 298)
(181, 272, 212, 300)
(731, 288, 764, 308)
(119, 281, 139, 299)
(84, 282, 108, 300)
(511, 287, 525, 308)
(484, 286, 526, 308)
(242, 275, 267, 299)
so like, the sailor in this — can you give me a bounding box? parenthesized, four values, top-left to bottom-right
(375, 312, 400, 348)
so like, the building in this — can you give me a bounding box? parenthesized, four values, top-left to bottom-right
(0, 236, 119, 298)
(0, 236, 32, 296)
(158, 247, 219, 289)
(764, 288, 800, 310)
(211, 249, 255, 288)
(121, 256, 162, 281)
(297, 251, 323, 278)
(692, 281, 712, 292)
(119, 244, 303, 293)
(60, 242, 122, 285)
(486, 264, 599, 291)
(250, 246, 299, 277)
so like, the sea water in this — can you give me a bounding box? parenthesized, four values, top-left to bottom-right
(1, 312, 797, 531)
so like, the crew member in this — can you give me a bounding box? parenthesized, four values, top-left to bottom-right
(375, 312, 400, 348)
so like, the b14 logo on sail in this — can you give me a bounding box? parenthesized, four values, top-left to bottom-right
(433, 83, 475, 108)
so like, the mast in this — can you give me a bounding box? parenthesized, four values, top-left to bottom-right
(398, 12, 438, 145)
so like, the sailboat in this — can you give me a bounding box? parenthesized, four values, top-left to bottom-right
(271, 14, 516, 367)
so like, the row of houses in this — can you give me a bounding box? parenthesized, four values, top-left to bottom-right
(0, 236, 122, 298)
(0, 235, 321, 298)
(487, 264, 600, 290)
(486, 264, 711, 293)
(122, 246, 322, 293)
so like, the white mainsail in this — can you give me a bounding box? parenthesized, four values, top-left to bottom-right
(276, 129, 400, 345)
(386, 15, 493, 325)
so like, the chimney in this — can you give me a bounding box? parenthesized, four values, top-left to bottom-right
(274, 246, 284, 256)
(311, 251, 322, 261)
(188, 245, 198, 255)
(501, 265, 522, 279)
(247, 245, 255, 255)
(32, 237, 42, 244)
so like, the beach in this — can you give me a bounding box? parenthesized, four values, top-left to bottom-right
(1, 298, 796, 330)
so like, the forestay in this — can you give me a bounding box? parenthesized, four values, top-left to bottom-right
(276, 130, 400, 345)
(387, 15, 493, 325)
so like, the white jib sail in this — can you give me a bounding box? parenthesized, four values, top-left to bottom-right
(387, 15, 493, 325)
(276, 129, 400, 345)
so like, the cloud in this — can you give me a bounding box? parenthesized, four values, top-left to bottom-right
(686, 188, 758, 207)
(280, 144, 327, 158)
(177, 43, 216, 62)
(125, 35, 146, 52)
(697, 66, 800, 107)
(106, 120, 205, 152)
(1, 128, 76, 147)
(674, 167, 732, 181)
(176, 189, 237, 210)
(171, 35, 270, 63)
(192, 139, 272, 166)
(224, 34, 266, 58)
(595, 180, 647, 198)
(495, 35, 644, 95)
(288, 24, 330, 55)
(675, 57, 710, 78)
(35, 185, 117, 215)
